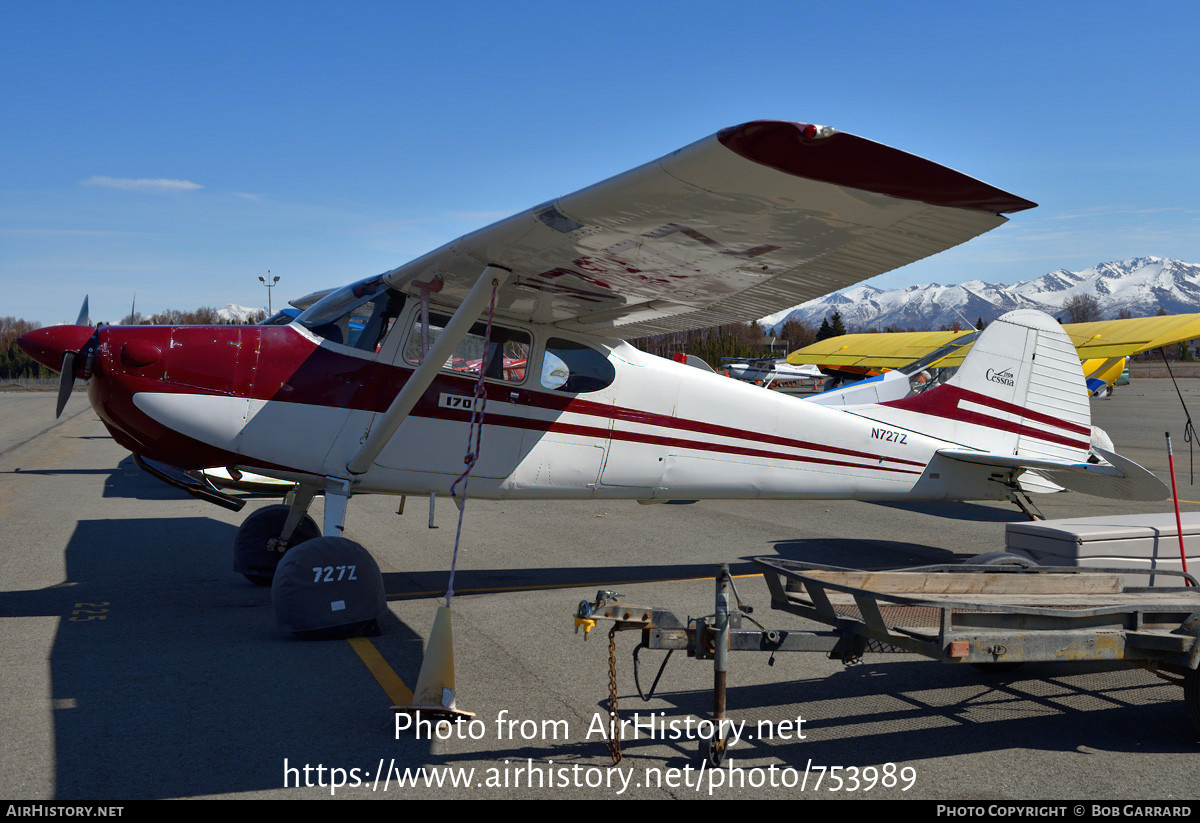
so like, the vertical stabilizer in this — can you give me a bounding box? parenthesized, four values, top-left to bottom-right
(879, 310, 1093, 461)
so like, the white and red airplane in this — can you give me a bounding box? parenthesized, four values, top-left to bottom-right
(721, 357, 826, 390)
(18, 120, 1167, 585)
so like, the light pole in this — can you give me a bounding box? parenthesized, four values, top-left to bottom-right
(258, 271, 280, 315)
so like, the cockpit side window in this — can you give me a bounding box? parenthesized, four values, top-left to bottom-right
(296, 276, 405, 353)
(540, 338, 614, 393)
(404, 312, 530, 384)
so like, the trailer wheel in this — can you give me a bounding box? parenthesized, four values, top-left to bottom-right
(1185, 668, 1200, 735)
(701, 732, 729, 767)
(965, 551, 1037, 568)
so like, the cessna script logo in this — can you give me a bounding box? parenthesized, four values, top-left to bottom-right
(985, 366, 1015, 387)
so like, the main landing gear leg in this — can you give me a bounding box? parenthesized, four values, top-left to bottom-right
(233, 482, 322, 586)
(272, 484, 320, 551)
(322, 476, 351, 536)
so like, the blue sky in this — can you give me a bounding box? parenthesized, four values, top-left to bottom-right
(3, 1, 1198, 325)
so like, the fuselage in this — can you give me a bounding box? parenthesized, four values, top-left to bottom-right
(20, 301, 1007, 503)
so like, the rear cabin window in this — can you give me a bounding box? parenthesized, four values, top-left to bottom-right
(540, 338, 614, 393)
(404, 312, 530, 384)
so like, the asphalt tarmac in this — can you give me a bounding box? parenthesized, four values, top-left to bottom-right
(1, 381, 1198, 800)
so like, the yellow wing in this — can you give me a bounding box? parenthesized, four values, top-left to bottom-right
(784, 329, 973, 369)
(788, 313, 1200, 371)
(1064, 313, 1200, 359)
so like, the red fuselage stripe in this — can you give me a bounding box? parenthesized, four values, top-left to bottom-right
(559, 395, 926, 468)
(426, 408, 924, 476)
(882, 385, 1091, 450)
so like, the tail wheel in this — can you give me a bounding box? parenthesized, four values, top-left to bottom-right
(233, 504, 321, 586)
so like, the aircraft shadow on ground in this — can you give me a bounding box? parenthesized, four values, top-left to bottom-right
(43, 517, 431, 799)
(379, 536, 966, 600)
(865, 500, 1023, 523)
(768, 537, 960, 568)
(381, 562, 764, 600)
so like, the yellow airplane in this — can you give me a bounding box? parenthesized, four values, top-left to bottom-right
(788, 313, 1200, 397)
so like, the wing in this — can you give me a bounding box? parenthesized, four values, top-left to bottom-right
(380, 121, 1034, 337)
(1064, 313, 1200, 359)
(786, 329, 973, 369)
(788, 312, 1200, 372)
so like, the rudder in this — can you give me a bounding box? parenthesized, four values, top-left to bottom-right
(882, 310, 1093, 461)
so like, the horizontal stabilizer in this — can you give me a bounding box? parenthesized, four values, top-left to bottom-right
(936, 447, 1168, 502)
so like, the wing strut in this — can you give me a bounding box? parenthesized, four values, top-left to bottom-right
(346, 264, 512, 476)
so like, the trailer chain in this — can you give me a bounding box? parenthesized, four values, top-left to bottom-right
(606, 624, 621, 764)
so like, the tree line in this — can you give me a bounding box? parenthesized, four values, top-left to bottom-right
(118, 307, 266, 326)
(629, 319, 819, 366)
(0, 317, 54, 379)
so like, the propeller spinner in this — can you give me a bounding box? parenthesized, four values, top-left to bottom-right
(17, 297, 95, 418)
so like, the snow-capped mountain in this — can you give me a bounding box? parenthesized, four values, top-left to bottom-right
(217, 304, 267, 323)
(761, 257, 1200, 332)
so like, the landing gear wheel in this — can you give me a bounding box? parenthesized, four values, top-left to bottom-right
(1185, 667, 1200, 735)
(965, 551, 1037, 569)
(700, 730, 730, 767)
(233, 504, 321, 586)
(272, 536, 387, 640)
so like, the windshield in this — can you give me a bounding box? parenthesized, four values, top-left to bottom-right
(296, 276, 404, 352)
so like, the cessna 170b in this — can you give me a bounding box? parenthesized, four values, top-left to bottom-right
(18, 120, 1168, 586)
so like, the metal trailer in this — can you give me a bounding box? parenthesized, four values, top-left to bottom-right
(574, 560, 1200, 764)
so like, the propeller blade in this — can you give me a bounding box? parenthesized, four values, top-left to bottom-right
(55, 351, 77, 418)
(75, 296, 90, 327)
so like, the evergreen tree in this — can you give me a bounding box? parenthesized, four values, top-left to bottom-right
(830, 311, 845, 337)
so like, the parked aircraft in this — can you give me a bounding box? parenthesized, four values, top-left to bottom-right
(721, 357, 826, 391)
(18, 120, 1168, 587)
(789, 313, 1200, 397)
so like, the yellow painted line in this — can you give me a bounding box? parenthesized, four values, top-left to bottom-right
(1170, 498, 1200, 505)
(347, 636, 413, 706)
(386, 572, 765, 600)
